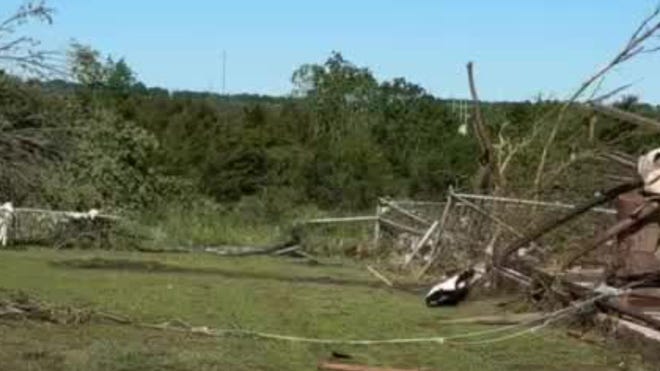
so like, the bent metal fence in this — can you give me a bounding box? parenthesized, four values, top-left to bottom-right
(372, 189, 616, 278)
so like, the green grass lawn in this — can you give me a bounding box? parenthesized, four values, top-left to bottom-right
(0, 248, 646, 371)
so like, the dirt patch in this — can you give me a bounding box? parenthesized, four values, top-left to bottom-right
(52, 257, 425, 294)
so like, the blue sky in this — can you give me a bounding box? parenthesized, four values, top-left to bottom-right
(10, 0, 660, 102)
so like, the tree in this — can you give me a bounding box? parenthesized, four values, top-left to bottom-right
(0, 1, 60, 77)
(0, 1, 62, 203)
(68, 43, 106, 87)
(68, 43, 138, 95)
(292, 52, 379, 142)
(106, 58, 136, 95)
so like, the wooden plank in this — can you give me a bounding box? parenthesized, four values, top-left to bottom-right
(366, 265, 394, 287)
(378, 218, 425, 236)
(598, 298, 660, 332)
(404, 220, 439, 268)
(271, 245, 302, 256)
(373, 205, 381, 248)
(492, 266, 532, 287)
(416, 196, 454, 278)
(318, 362, 422, 371)
(379, 198, 431, 226)
(613, 192, 660, 278)
(304, 216, 379, 224)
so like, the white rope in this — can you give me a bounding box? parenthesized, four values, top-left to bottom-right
(449, 292, 609, 345)
(142, 291, 623, 346)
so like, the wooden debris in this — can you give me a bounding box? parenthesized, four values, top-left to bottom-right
(331, 351, 353, 360)
(452, 192, 616, 215)
(435, 312, 544, 325)
(467, 61, 498, 192)
(318, 362, 421, 371)
(597, 298, 660, 332)
(202, 238, 300, 257)
(404, 220, 439, 268)
(304, 216, 379, 224)
(498, 180, 642, 263)
(373, 204, 382, 248)
(271, 245, 302, 256)
(451, 191, 527, 239)
(492, 266, 532, 287)
(379, 198, 431, 226)
(379, 217, 425, 236)
(598, 313, 660, 342)
(612, 192, 660, 279)
(0, 294, 94, 324)
(589, 103, 660, 132)
(366, 265, 394, 287)
(416, 196, 454, 278)
(562, 201, 660, 268)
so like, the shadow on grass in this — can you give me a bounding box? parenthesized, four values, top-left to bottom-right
(51, 257, 424, 295)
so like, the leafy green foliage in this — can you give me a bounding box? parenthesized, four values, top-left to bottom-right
(6, 45, 660, 240)
(42, 109, 165, 210)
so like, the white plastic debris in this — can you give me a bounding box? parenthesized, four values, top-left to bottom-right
(637, 148, 660, 194)
(458, 123, 468, 136)
(88, 209, 99, 220)
(594, 283, 626, 297)
(68, 208, 100, 220)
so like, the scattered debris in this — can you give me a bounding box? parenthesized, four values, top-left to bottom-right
(0, 204, 122, 248)
(330, 351, 353, 360)
(0, 202, 13, 246)
(318, 362, 422, 371)
(0, 290, 128, 325)
(435, 312, 545, 326)
(366, 265, 394, 287)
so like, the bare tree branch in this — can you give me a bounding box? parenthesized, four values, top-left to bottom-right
(0, 1, 62, 78)
(466, 61, 498, 192)
(589, 83, 634, 104)
(588, 103, 660, 131)
(533, 6, 660, 192)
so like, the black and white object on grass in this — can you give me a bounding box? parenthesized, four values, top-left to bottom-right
(425, 267, 483, 307)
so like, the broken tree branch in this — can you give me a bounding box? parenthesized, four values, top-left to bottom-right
(467, 61, 498, 192)
(450, 191, 527, 239)
(533, 6, 660, 192)
(562, 201, 660, 268)
(498, 180, 642, 264)
(588, 103, 660, 131)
